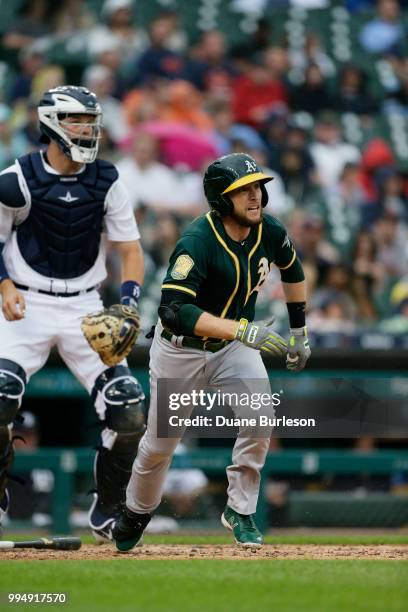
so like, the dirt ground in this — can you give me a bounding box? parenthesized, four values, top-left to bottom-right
(2, 543, 408, 561)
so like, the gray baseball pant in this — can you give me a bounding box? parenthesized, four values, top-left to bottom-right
(126, 325, 274, 515)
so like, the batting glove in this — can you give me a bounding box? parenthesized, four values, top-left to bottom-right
(286, 326, 311, 372)
(235, 318, 287, 355)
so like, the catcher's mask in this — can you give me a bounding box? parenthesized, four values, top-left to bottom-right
(203, 152, 273, 216)
(38, 85, 103, 164)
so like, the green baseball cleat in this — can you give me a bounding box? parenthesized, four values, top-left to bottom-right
(112, 507, 151, 552)
(221, 505, 263, 548)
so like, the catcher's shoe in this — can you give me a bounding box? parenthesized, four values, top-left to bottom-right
(112, 506, 151, 552)
(88, 495, 115, 543)
(221, 505, 263, 548)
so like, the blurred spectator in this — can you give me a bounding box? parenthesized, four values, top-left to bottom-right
(372, 213, 408, 278)
(312, 264, 358, 318)
(347, 0, 376, 10)
(0, 104, 30, 170)
(116, 131, 181, 213)
(30, 64, 66, 102)
(370, 167, 408, 223)
(231, 17, 273, 65)
(383, 56, 408, 113)
(308, 291, 357, 334)
(352, 231, 384, 319)
(186, 30, 235, 96)
(332, 65, 379, 116)
(289, 213, 339, 282)
(159, 80, 214, 131)
(52, 0, 95, 40)
(279, 147, 316, 204)
(309, 113, 361, 188)
(290, 0, 329, 6)
(18, 99, 42, 148)
(359, 138, 395, 201)
(262, 110, 290, 170)
(277, 126, 318, 204)
(8, 45, 45, 104)
(7, 412, 53, 527)
(289, 63, 334, 115)
(232, 54, 288, 128)
(379, 297, 408, 331)
(2, 0, 56, 53)
(87, 0, 148, 63)
(83, 64, 128, 142)
(309, 163, 364, 261)
(209, 101, 266, 155)
(135, 13, 188, 83)
(148, 213, 182, 268)
(289, 33, 336, 82)
(122, 78, 167, 126)
(359, 0, 404, 55)
(123, 76, 220, 138)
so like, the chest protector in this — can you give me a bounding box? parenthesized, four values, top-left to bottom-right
(16, 152, 118, 279)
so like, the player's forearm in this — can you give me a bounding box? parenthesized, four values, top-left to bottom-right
(282, 280, 307, 303)
(193, 311, 238, 340)
(116, 240, 144, 286)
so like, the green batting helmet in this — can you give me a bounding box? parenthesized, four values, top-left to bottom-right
(203, 153, 273, 215)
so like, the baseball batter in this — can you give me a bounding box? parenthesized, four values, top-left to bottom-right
(0, 86, 145, 541)
(113, 153, 311, 551)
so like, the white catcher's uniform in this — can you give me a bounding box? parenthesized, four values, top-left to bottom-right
(0, 151, 140, 417)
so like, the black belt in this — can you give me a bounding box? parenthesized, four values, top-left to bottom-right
(14, 283, 97, 298)
(161, 329, 230, 353)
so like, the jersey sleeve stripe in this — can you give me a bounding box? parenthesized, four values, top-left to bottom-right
(206, 212, 240, 318)
(244, 223, 262, 305)
(162, 284, 197, 297)
(276, 250, 297, 270)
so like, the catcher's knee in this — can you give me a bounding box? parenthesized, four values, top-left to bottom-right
(0, 359, 26, 426)
(92, 365, 146, 440)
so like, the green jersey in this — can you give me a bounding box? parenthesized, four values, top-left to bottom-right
(162, 211, 296, 326)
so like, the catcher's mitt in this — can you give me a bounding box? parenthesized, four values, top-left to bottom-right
(81, 304, 141, 367)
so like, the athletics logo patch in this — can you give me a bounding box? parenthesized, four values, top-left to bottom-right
(171, 254, 194, 280)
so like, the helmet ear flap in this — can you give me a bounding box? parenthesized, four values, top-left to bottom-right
(260, 183, 269, 207)
(218, 195, 233, 215)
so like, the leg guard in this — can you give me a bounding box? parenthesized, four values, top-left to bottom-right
(91, 366, 146, 519)
(0, 359, 26, 504)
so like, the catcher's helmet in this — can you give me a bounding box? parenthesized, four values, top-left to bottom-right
(203, 153, 273, 215)
(38, 86, 103, 164)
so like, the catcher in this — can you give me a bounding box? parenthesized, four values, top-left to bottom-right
(0, 86, 144, 541)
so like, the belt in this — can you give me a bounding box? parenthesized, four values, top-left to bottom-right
(14, 283, 97, 298)
(161, 329, 230, 353)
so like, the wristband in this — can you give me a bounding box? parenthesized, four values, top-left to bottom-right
(286, 301, 306, 328)
(290, 326, 308, 336)
(120, 280, 141, 308)
(234, 318, 248, 341)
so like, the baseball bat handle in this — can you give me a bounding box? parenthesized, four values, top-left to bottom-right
(4, 537, 82, 550)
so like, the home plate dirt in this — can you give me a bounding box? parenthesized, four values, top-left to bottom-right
(2, 544, 408, 561)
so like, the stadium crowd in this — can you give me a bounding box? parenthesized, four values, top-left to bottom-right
(1, 0, 408, 346)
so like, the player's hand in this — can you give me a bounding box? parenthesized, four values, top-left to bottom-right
(0, 280, 25, 321)
(235, 318, 287, 355)
(286, 327, 311, 372)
